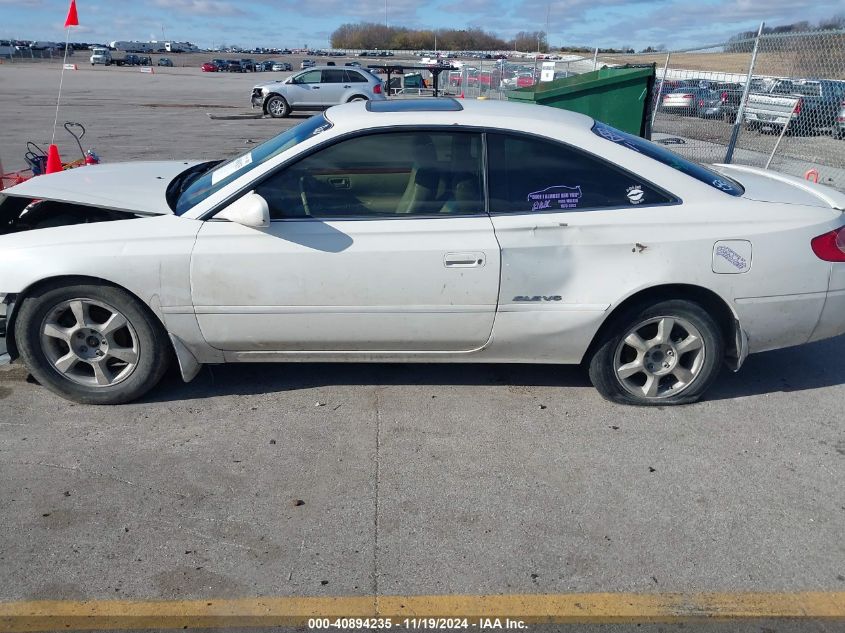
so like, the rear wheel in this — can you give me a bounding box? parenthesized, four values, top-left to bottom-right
(588, 300, 724, 406)
(347, 95, 368, 102)
(265, 95, 290, 118)
(15, 282, 171, 405)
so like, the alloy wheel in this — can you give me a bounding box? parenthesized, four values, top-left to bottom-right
(39, 298, 140, 387)
(613, 315, 705, 400)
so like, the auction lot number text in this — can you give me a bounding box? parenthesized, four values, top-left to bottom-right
(308, 618, 527, 630)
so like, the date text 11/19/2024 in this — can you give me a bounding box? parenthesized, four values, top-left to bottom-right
(308, 617, 528, 629)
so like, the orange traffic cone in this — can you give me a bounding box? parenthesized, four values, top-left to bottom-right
(45, 144, 63, 174)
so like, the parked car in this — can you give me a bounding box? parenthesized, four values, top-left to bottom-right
(836, 101, 845, 139)
(345, 61, 362, 67)
(259, 60, 276, 71)
(138, 56, 152, 66)
(301, 59, 315, 69)
(157, 57, 173, 67)
(252, 66, 385, 117)
(212, 58, 228, 69)
(3, 100, 845, 406)
(201, 61, 218, 72)
(745, 79, 845, 135)
(660, 88, 722, 117)
(271, 62, 292, 72)
(239, 58, 256, 72)
(224, 60, 244, 72)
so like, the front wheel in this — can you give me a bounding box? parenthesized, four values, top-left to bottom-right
(265, 95, 290, 118)
(588, 300, 724, 406)
(15, 282, 171, 405)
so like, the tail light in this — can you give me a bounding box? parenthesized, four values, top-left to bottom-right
(793, 97, 803, 115)
(720, 91, 728, 103)
(811, 227, 845, 262)
(698, 99, 705, 107)
(373, 83, 382, 94)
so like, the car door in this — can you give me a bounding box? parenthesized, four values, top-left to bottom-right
(285, 69, 322, 107)
(486, 132, 678, 360)
(319, 68, 347, 106)
(190, 130, 500, 353)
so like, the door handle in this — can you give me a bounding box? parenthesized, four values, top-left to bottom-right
(328, 176, 350, 189)
(444, 252, 485, 268)
(312, 86, 320, 89)
(343, 85, 352, 88)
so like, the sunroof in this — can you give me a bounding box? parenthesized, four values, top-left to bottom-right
(366, 98, 463, 113)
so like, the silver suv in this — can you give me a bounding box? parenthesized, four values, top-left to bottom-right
(251, 66, 386, 118)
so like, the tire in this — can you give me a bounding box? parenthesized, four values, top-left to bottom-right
(14, 281, 171, 405)
(265, 95, 290, 118)
(588, 300, 724, 406)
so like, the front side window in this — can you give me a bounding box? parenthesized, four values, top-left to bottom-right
(293, 70, 321, 84)
(488, 133, 676, 214)
(591, 121, 744, 196)
(256, 131, 484, 219)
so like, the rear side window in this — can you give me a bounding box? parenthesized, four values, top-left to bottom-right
(487, 133, 676, 214)
(344, 70, 367, 83)
(322, 69, 346, 83)
(591, 122, 745, 196)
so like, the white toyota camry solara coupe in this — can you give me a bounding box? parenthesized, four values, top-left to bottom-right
(1, 99, 844, 406)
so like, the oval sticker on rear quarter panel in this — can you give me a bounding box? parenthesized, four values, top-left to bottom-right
(713, 240, 752, 274)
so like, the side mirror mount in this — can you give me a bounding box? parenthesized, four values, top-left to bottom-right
(216, 191, 270, 228)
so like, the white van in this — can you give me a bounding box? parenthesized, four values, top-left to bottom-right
(90, 48, 112, 65)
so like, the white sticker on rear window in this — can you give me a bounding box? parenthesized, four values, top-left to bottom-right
(527, 185, 582, 211)
(211, 152, 253, 185)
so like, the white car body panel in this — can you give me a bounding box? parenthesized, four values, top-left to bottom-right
(190, 216, 500, 352)
(1, 100, 844, 380)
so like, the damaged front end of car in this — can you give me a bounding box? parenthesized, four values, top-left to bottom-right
(0, 194, 147, 236)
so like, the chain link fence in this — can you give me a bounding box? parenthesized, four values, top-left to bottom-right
(596, 29, 845, 190)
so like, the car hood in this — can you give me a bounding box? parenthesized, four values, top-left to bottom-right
(713, 164, 845, 210)
(255, 79, 288, 90)
(2, 160, 203, 215)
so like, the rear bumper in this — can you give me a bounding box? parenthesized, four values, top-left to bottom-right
(808, 265, 845, 343)
(745, 112, 793, 126)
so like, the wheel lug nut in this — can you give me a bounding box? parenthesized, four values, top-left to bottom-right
(663, 362, 670, 368)
(96, 350, 104, 357)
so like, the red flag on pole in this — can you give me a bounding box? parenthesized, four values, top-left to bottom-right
(64, 0, 79, 27)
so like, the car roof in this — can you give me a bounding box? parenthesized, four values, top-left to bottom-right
(325, 98, 594, 133)
(299, 65, 368, 71)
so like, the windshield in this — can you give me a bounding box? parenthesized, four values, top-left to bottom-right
(591, 121, 745, 196)
(173, 113, 333, 214)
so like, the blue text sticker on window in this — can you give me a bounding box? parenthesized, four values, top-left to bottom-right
(527, 185, 582, 211)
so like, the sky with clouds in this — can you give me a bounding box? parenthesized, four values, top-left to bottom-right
(0, 0, 842, 50)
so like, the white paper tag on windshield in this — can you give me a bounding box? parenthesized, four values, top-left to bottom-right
(211, 152, 253, 185)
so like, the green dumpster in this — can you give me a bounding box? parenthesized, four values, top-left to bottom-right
(506, 64, 656, 138)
